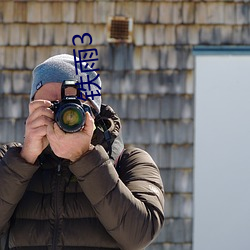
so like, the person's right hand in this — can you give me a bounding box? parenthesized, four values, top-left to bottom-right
(20, 100, 54, 164)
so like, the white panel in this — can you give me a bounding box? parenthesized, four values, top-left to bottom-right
(194, 55, 250, 250)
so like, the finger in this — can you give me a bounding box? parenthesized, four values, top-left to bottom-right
(47, 122, 66, 142)
(53, 122, 65, 137)
(26, 125, 48, 138)
(29, 100, 52, 114)
(27, 115, 54, 130)
(83, 112, 95, 136)
(46, 121, 55, 138)
(28, 106, 54, 123)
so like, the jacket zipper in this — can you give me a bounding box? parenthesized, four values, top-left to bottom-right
(52, 161, 62, 250)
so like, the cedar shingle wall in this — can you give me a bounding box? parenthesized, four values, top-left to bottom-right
(0, 1, 249, 249)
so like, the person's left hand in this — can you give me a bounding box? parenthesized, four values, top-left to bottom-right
(46, 112, 95, 162)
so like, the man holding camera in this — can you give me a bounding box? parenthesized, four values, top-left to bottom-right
(0, 54, 164, 250)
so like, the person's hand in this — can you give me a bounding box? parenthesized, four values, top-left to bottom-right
(21, 100, 54, 164)
(46, 112, 95, 162)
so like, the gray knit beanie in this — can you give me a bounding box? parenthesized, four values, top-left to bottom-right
(30, 54, 102, 113)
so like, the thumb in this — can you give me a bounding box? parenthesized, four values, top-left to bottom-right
(83, 112, 95, 136)
(46, 122, 55, 137)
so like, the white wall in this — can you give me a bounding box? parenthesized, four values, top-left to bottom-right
(194, 54, 250, 250)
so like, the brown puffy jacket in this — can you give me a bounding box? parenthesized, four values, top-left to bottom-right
(0, 105, 164, 250)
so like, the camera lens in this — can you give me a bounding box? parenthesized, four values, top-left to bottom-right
(55, 104, 85, 133)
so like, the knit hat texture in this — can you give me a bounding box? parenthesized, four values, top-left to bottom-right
(30, 54, 102, 113)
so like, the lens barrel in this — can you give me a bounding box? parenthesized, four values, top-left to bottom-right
(55, 103, 85, 133)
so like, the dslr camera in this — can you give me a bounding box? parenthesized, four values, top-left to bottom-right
(50, 80, 92, 133)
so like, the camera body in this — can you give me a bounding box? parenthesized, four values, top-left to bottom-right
(50, 80, 92, 133)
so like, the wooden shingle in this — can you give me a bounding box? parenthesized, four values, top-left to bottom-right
(0, 71, 12, 94)
(0, 119, 16, 144)
(166, 46, 177, 69)
(54, 24, 67, 45)
(169, 219, 192, 243)
(41, 2, 55, 23)
(3, 47, 14, 69)
(27, 2, 42, 23)
(76, 2, 94, 24)
(173, 119, 192, 142)
(187, 25, 199, 45)
(171, 145, 193, 168)
(35, 46, 53, 66)
(145, 24, 154, 46)
(115, 2, 135, 21)
(14, 2, 27, 23)
(224, 3, 236, 24)
(127, 95, 141, 119)
(164, 194, 173, 218)
(24, 46, 36, 70)
(207, 3, 225, 24)
(147, 120, 167, 144)
(159, 2, 182, 24)
(14, 47, 25, 70)
(174, 169, 193, 193)
(112, 44, 126, 71)
(135, 2, 151, 23)
(236, 3, 249, 25)
(134, 71, 150, 94)
(12, 71, 32, 95)
(28, 24, 44, 46)
(220, 25, 233, 44)
(139, 95, 148, 119)
(0, 2, 3, 23)
(110, 71, 122, 94)
(133, 24, 144, 46)
(147, 97, 161, 119)
(176, 48, 194, 70)
(150, 71, 169, 95)
(165, 26, 176, 45)
(185, 70, 194, 95)
(93, 24, 106, 45)
(160, 95, 193, 120)
(182, 2, 194, 24)
(94, 1, 115, 24)
(0, 24, 9, 45)
(2, 95, 23, 119)
(195, 3, 207, 24)
(173, 194, 193, 218)
(232, 26, 243, 44)
(141, 46, 160, 70)
(160, 169, 174, 193)
(158, 144, 172, 168)
(154, 25, 165, 46)
(199, 26, 214, 44)
(51, 2, 62, 23)
(132, 46, 142, 70)
(150, 2, 159, 24)
(242, 25, 250, 44)
(176, 25, 189, 45)
(66, 24, 87, 45)
(159, 46, 168, 70)
(62, 2, 76, 23)
(2, 1, 14, 23)
(43, 24, 54, 45)
(98, 45, 113, 71)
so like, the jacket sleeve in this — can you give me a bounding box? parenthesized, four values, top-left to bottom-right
(69, 145, 164, 250)
(0, 143, 39, 235)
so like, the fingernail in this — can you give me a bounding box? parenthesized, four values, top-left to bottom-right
(44, 100, 51, 105)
